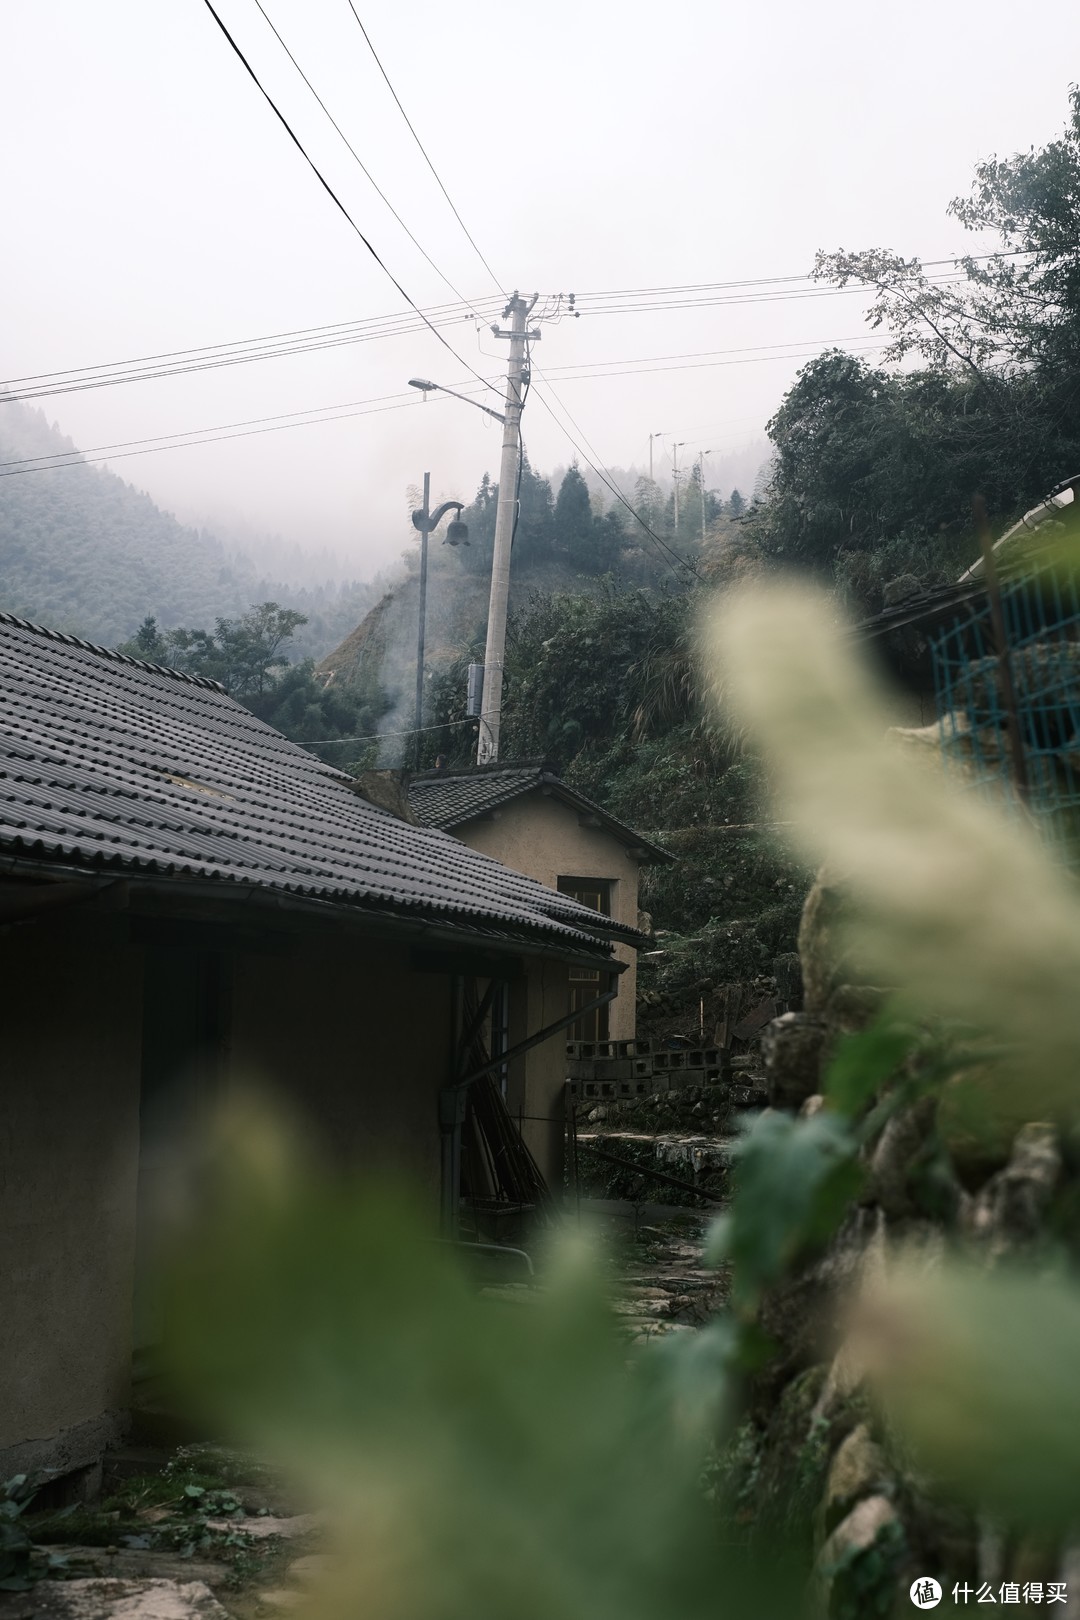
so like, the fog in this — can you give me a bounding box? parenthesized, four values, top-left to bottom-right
(2, 0, 1076, 583)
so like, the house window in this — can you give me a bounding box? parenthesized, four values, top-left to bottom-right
(558, 878, 614, 1043)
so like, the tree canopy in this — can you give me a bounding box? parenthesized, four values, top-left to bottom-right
(118, 603, 387, 767)
(747, 87, 1080, 605)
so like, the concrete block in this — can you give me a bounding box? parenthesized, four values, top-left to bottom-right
(567, 1058, 596, 1082)
(566, 1041, 582, 1059)
(632, 1058, 653, 1079)
(594, 1058, 632, 1081)
(669, 1068, 707, 1090)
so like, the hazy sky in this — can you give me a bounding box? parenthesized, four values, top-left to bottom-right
(2, 0, 1077, 577)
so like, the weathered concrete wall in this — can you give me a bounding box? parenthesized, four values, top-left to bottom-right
(0, 914, 142, 1477)
(229, 936, 453, 1208)
(1, 903, 571, 1483)
(453, 793, 641, 1040)
(506, 957, 573, 1187)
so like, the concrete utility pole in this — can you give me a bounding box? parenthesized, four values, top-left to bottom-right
(477, 291, 536, 766)
(671, 441, 686, 532)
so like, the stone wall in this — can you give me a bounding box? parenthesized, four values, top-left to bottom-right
(737, 865, 1073, 1609)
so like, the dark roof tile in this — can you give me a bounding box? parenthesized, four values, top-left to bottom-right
(409, 763, 673, 863)
(0, 613, 641, 954)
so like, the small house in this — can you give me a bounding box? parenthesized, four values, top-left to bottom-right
(0, 615, 638, 1488)
(409, 761, 672, 1045)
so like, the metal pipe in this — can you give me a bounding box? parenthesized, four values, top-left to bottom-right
(414, 471, 430, 770)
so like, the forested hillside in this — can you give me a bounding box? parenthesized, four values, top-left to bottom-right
(0, 399, 377, 653)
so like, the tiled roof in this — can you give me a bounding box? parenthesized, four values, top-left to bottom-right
(0, 614, 641, 955)
(409, 763, 673, 864)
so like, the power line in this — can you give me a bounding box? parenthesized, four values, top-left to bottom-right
(0, 392, 443, 477)
(197, 0, 501, 397)
(344, 3, 507, 298)
(301, 715, 479, 748)
(0, 304, 502, 406)
(0, 330, 906, 476)
(543, 334, 887, 375)
(570, 279, 973, 318)
(569, 252, 1033, 301)
(527, 360, 700, 585)
(1, 256, 1020, 407)
(0, 334, 896, 479)
(0, 295, 498, 393)
(0, 387, 433, 467)
(249, 0, 487, 320)
(542, 341, 888, 386)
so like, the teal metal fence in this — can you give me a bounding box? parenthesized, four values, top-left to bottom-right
(931, 553, 1080, 865)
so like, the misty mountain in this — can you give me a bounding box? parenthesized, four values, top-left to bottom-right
(0, 399, 378, 656)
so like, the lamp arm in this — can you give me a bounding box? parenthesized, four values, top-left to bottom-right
(429, 501, 465, 529)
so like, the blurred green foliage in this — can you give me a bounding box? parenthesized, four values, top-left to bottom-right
(163, 1101, 802, 1620)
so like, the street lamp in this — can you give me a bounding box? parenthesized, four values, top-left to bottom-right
(409, 377, 505, 425)
(410, 472, 468, 769)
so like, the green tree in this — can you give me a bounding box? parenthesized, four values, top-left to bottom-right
(553, 464, 595, 558)
(458, 459, 556, 576)
(743, 347, 1052, 603)
(167, 602, 307, 697)
(512, 455, 556, 569)
(127, 614, 168, 660)
(774, 84, 1080, 597)
(119, 602, 384, 767)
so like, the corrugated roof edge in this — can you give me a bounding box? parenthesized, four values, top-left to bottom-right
(0, 852, 625, 970)
(411, 762, 674, 865)
(0, 610, 227, 693)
